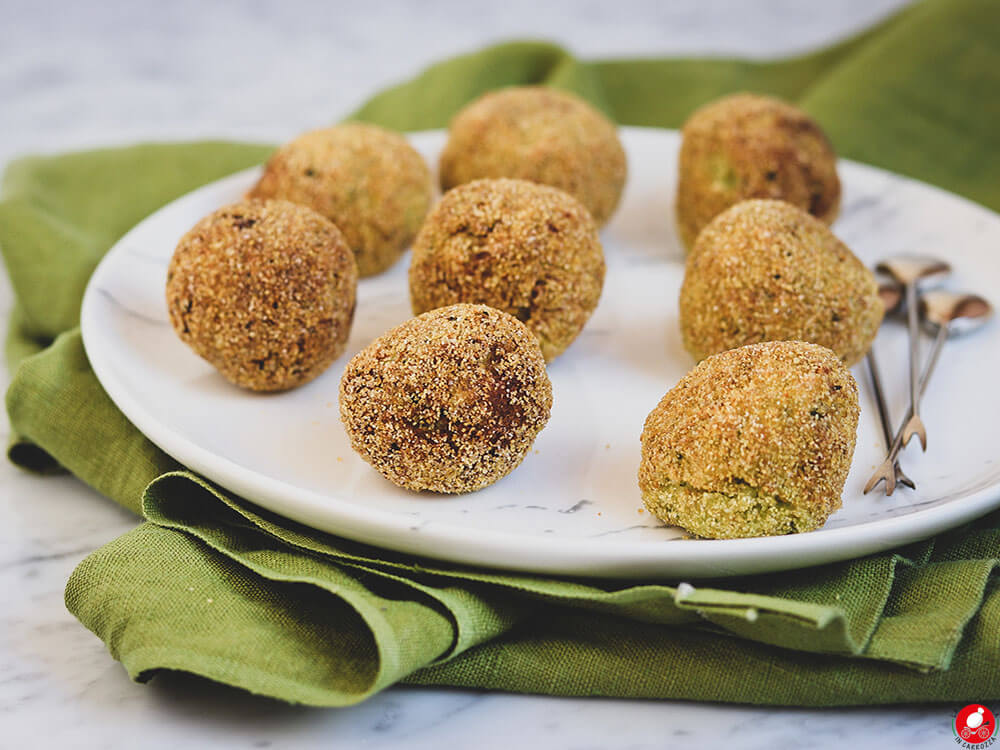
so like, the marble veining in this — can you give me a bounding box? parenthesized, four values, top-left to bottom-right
(97, 286, 168, 327)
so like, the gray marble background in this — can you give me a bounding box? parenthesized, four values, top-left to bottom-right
(3, 0, 972, 747)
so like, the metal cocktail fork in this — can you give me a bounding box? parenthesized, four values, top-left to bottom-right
(876, 257, 951, 452)
(864, 290, 992, 495)
(866, 283, 915, 490)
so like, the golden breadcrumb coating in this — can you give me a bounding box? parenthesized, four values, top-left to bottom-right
(340, 304, 552, 493)
(639, 341, 859, 539)
(439, 86, 627, 226)
(676, 93, 841, 249)
(680, 199, 882, 366)
(409, 178, 605, 362)
(166, 199, 357, 391)
(248, 123, 432, 277)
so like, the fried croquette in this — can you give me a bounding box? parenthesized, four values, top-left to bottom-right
(639, 341, 859, 538)
(679, 199, 882, 366)
(409, 178, 605, 362)
(339, 304, 552, 493)
(248, 123, 432, 277)
(166, 199, 357, 391)
(676, 93, 841, 249)
(439, 86, 627, 226)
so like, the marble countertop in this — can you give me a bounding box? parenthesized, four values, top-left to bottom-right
(1, 0, 967, 747)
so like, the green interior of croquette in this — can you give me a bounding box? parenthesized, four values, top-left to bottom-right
(643, 480, 828, 539)
(708, 154, 740, 191)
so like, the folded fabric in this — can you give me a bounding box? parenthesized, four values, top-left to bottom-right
(5, 0, 1000, 706)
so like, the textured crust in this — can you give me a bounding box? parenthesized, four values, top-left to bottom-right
(679, 199, 883, 367)
(439, 87, 627, 226)
(409, 178, 605, 362)
(639, 341, 860, 538)
(166, 199, 357, 391)
(247, 123, 432, 277)
(676, 93, 841, 250)
(339, 304, 552, 494)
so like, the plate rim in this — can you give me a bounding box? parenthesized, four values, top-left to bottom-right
(80, 126, 1000, 579)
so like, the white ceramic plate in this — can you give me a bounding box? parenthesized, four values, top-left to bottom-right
(80, 128, 1000, 579)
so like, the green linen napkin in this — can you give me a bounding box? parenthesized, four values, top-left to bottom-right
(5, 0, 1000, 706)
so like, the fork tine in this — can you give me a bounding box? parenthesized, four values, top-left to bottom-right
(901, 414, 927, 451)
(896, 469, 917, 490)
(864, 459, 897, 495)
(896, 464, 916, 490)
(884, 464, 897, 495)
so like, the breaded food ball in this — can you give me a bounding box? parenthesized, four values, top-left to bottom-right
(247, 123, 432, 277)
(409, 178, 605, 362)
(166, 199, 357, 391)
(679, 199, 882, 366)
(676, 93, 841, 249)
(339, 304, 552, 494)
(639, 341, 859, 538)
(439, 87, 627, 226)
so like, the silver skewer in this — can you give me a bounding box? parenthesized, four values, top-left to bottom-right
(866, 282, 915, 490)
(865, 290, 992, 495)
(876, 257, 951, 453)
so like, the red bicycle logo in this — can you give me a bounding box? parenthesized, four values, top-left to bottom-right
(955, 705, 996, 745)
